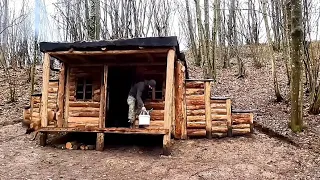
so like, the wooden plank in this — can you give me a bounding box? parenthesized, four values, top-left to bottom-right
(69, 102, 100, 108)
(69, 107, 100, 112)
(185, 81, 205, 88)
(64, 66, 70, 127)
(205, 81, 212, 139)
(39, 127, 168, 135)
(49, 48, 170, 56)
(186, 88, 204, 96)
(40, 53, 50, 128)
(187, 115, 205, 122)
(69, 111, 100, 117)
(226, 99, 232, 137)
(163, 49, 175, 155)
(187, 109, 205, 116)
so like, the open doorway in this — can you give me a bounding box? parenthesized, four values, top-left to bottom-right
(106, 66, 135, 128)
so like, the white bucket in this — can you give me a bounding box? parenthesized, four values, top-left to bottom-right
(138, 114, 150, 125)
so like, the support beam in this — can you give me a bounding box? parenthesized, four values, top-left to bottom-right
(96, 65, 108, 151)
(227, 99, 232, 137)
(39, 132, 47, 146)
(163, 49, 175, 155)
(205, 81, 212, 139)
(64, 67, 70, 127)
(40, 53, 50, 128)
(174, 61, 187, 139)
(57, 63, 66, 127)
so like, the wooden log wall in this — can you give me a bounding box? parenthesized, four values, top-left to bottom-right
(48, 80, 59, 126)
(30, 95, 41, 130)
(231, 112, 253, 136)
(134, 100, 165, 128)
(186, 81, 207, 137)
(186, 80, 253, 138)
(67, 67, 103, 128)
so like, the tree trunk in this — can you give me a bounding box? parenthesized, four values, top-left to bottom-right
(185, 0, 200, 66)
(261, 0, 283, 102)
(290, 0, 303, 132)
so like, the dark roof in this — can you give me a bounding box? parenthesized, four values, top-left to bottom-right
(39, 36, 189, 78)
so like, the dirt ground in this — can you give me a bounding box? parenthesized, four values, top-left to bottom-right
(0, 123, 319, 180)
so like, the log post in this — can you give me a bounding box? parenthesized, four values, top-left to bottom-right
(163, 49, 175, 155)
(226, 99, 232, 137)
(96, 65, 108, 151)
(39, 132, 47, 146)
(40, 53, 50, 128)
(174, 61, 187, 139)
(64, 66, 70, 127)
(57, 63, 66, 127)
(205, 81, 212, 139)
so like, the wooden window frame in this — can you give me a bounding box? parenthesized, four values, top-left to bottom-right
(76, 77, 93, 101)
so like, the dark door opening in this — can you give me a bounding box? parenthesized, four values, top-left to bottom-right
(107, 66, 135, 127)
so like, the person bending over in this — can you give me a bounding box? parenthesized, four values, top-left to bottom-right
(127, 79, 156, 128)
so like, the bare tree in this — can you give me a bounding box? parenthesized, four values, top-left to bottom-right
(289, 0, 303, 132)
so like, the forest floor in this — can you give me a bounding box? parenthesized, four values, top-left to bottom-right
(0, 54, 320, 179)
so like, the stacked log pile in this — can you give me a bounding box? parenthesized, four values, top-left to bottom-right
(231, 112, 253, 136)
(185, 81, 206, 137)
(53, 142, 96, 150)
(134, 100, 165, 129)
(67, 67, 102, 128)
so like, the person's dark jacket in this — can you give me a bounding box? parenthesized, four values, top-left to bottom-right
(128, 80, 156, 108)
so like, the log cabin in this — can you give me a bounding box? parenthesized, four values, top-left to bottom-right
(23, 36, 254, 154)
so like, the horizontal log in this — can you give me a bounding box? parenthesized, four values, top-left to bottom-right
(186, 95, 204, 100)
(212, 115, 228, 120)
(67, 123, 99, 128)
(211, 97, 231, 100)
(232, 124, 251, 129)
(186, 100, 205, 106)
(69, 86, 76, 92)
(210, 99, 227, 104)
(232, 113, 252, 118)
(186, 103, 226, 110)
(69, 111, 100, 117)
(69, 102, 100, 108)
(33, 99, 41, 103)
(187, 109, 205, 116)
(186, 89, 204, 96)
(68, 117, 99, 124)
(69, 107, 100, 112)
(49, 81, 59, 87)
(48, 87, 58, 93)
(48, 104, 57, 109)
(149, 110, 164, 117)
(187, 129, 206, 137)
(187, 122, 206, 129)
(232, 117, 252, 124)
(144, 101, 164, 110)
(39, 127, 168, 135)
(32, 108, 40, 112)
(69, 96, 76, 101)
(187, 105, 206, 110)
(33, 104, 40, 108)
(212, 126, 228, 133)
(211, 108, 227, 114)
(185, 81, 205, 88)
(212, 121, 227, 126)
(232, 128, 251, 135)
(94, 89, 100, 94)
(187, 115, 205, 122)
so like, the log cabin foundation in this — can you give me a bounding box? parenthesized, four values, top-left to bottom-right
(23, 37, 255, 154)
